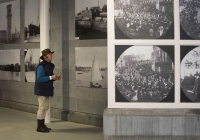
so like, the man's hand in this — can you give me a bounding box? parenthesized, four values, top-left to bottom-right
(51, 75, 59, 80)
(57, 76, 61, 80)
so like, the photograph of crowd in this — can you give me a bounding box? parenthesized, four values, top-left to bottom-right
(115, 45, 174, 102)
(181, 46, 200, 102)
(0, 0, 20, 44)
(114, 0, 174, 39)
(180, 0, 200, 40)
(24, 49, 40, 82)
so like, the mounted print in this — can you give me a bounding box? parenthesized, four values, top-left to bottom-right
(75, 0, 107, 40)
(180, 46, 200, 102)
(75, 47, 107, 88)
(0, 0, 20, 44)
(115, 45, 174, 102)
(24, 48, 40, 82)
(24, 0, 40, 42)
(0, 49, 20, 81)
(114, 0, 174, 39)
(180, 0, 200, 40)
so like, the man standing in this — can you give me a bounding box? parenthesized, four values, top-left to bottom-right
(34, 49, 60, 133)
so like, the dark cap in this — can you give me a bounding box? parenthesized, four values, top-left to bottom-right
(40, 49, 54, 59)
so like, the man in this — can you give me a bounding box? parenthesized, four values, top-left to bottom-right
(34, 49, 60, 133)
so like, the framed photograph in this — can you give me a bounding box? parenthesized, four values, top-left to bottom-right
(24, 0, 40, 42)
(180, 46, 200, 102)
(75, 47, 107, 88)
(25, 0, 50, 42)
(114, 0, 174, 39)
(24, 49, 40, 82)
(0, 49, 20, 81)
(0, 0, 20, 44)
(180, 0, 200, 40)
(75, 0, 107, 40)
(115, 45, 174, 102)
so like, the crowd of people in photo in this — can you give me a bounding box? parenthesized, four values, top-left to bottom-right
(115, 65, 174, 102)
(180, 1, 200, 38)
(181, 72, 200, 101)
(115, 1, 173, 39)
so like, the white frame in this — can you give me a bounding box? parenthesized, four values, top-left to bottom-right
(108, 0, 200, 108)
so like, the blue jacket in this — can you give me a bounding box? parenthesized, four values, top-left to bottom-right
(34, 60, 55, 96)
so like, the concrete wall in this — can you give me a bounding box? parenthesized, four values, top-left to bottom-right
(0, 0, 107, 127)
(104, 108, 200, 140)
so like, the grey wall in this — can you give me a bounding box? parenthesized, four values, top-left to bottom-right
(0, 0, 107, 127)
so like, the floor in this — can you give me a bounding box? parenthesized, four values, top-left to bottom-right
(0, 107, 103, 140)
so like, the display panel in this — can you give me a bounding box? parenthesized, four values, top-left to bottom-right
(114, 0, 174, 39)
(0, 49, 20, 81)
(24, 49, 40, 82)
(180, 46, 200, 102)
(24, 0, 40, 42)
(115, 45, 174, 102)
(75, 47, 107, 88)
(0, 0, 20, 44)
(75, 0, 107, 40)
(180, 0, 200, 40)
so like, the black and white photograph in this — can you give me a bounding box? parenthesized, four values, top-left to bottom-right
(180, 46, 200, 102)
(24, 49, 40, 82)
(75, 47, 107, 88)
(114, 0, 174, 39)
(24, 0, 40, 42)
(75, 0, 107, 40)
(0, 49, 20, 81)
(0, 0, 20, 44)
(180, 0, 200, 40)
(115, 45, 174, 102)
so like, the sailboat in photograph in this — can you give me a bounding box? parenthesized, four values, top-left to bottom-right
(90, 55, 103, 88)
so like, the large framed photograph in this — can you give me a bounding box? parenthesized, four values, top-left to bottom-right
(180, 46, 200, 102)
(24, 49, 40, 82)
(75, 0, 107, 40)
(115, 45, 174, 102)
(75, 47, 107, 88)
(114, 0, 174, 39)
(180, 0, 200, 40)
(0, 0, 20, 44)
(0, 49, 20, 81)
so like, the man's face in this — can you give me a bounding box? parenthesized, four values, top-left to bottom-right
(44, 53, 52, 62)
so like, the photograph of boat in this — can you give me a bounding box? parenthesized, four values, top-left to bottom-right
(180, 46, 200, 102)
(0, 0, 20, 44)
(0, 49, 21, 81)
(24, 49, 40, 82)
(24, 0, 40, 42)
(75, 47, 107, 88)
(75, 0, 107, 40)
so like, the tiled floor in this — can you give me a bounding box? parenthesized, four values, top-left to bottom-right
(0, 107, 103, 140)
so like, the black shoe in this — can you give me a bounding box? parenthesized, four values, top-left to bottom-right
(43, 124, 52, 130)
(42, 119, 52, 130)
(37, 119, 50, 133)
(37, 126, 49, 133)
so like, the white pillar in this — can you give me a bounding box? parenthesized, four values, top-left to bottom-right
(40, 0, 50, 123)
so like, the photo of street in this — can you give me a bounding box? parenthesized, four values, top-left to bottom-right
(115, 45, 174, 102)
(115, 0, 174, 39)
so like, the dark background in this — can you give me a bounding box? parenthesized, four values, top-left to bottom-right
(180, 25, 194, 40)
